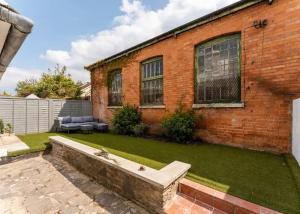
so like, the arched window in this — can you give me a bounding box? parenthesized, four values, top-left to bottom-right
(195, 34, 241, 104)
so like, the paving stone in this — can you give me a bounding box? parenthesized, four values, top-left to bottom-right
(0, 155, 149, 214)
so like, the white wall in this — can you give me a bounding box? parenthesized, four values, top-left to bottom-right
(293, 99, 300, 165)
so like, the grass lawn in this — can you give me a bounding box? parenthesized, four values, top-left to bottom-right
(16, 132, 300, 214)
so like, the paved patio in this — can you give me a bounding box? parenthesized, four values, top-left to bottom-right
(0, 155, 148, 214)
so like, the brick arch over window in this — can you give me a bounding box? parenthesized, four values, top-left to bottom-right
(195, 34, 241, 104)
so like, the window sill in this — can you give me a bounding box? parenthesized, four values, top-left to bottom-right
(139, 105, 166, 109)
(107, 106, 123, 109)
(192, 103, 244, 109)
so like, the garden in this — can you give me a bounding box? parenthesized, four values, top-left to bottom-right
(10, 104, 300, 214)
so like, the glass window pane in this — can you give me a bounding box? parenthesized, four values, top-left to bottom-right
(155, 61, 159, 76)
(160, 59, 163, 75)
(143, 65, 146, 79)
(196, 35, 240, 104)
(151, 62, 155, 77)
(147, 64, 151, 78)
(108, 70, 122, 106)
(141, 57, 163, 105)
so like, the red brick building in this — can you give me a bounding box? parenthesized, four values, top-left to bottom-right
(86, 0, 300, 153)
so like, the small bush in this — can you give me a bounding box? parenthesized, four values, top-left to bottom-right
(133, 123, 149, 136)
(162, 105, 197, 143)
(112, 104, 141, 135)
(0, 119, 4, 134)
(4, 123, 12, 135)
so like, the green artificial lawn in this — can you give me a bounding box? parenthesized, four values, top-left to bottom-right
(15, 132, 300, 214)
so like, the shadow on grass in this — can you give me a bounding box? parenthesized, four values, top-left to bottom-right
(61, 132, 300, 214)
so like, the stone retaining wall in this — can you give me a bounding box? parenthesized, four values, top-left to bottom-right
(49, 136, 190, 213)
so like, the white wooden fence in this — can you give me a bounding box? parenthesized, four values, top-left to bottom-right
(0, 97, 92, 134)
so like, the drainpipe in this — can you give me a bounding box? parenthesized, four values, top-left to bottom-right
(0, 4, 33, 78)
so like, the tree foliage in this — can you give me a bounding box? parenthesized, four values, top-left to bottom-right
(1, 90, 11, 96)
(16, 65, 81, 99)
(16, 79, 37, 97)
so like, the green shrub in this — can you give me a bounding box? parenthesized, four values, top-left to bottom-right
(112, 104, 141, 135)
(133, 123, 149, 136)
(4, 123, 12, 135)
(162, 105, 197, 143)
(0, 119, 4, 134)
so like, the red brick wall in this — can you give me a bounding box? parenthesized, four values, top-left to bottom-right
(91, 0, 300, 153)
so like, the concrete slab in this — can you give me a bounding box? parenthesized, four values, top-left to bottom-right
(0, 134, 29, 154)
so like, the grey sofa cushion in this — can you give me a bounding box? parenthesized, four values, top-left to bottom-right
(82, 116, 94, 122)
(85, 121, 98, 125)
(61, 123, 81, 129)
(58, 116, 71, 124)
(71, 116, 83, 123)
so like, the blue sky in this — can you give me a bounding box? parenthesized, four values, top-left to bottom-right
(4, 0, 167, 70)
(0, 0, 237, 94)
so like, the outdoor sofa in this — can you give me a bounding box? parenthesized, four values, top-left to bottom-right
(56, 116, 108, 133)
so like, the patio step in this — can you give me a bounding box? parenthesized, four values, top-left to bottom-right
(177, 179, 281, 214)
(166, 193, 226, 214)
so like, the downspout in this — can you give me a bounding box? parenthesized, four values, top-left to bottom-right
(0, 4, 33, 78)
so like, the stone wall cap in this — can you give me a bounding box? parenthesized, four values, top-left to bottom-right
(49, 136, 191, 189)
(158, 161, 191, 187)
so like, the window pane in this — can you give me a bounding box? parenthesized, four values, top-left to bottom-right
(155, 61, 159, 76)
(108, 70, 122, 106)
(141, 57, 163, 105)
(143, 64, 146, 79)
(151, 63, 155, 77)
(196, 35, 240, 104)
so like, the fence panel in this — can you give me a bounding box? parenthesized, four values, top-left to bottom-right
(0, 97, 92, 134)
(27, 99, 39, 134)
(39, 100, 49, 133)
(13, 99, 26, 134)
(0, 98, 13, 126)
(82, 101, 92, 116)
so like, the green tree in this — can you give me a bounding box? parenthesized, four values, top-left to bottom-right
(16, 65, 82, 99)
(1, 90, 11, 96)
(16, 78, 37, 97)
